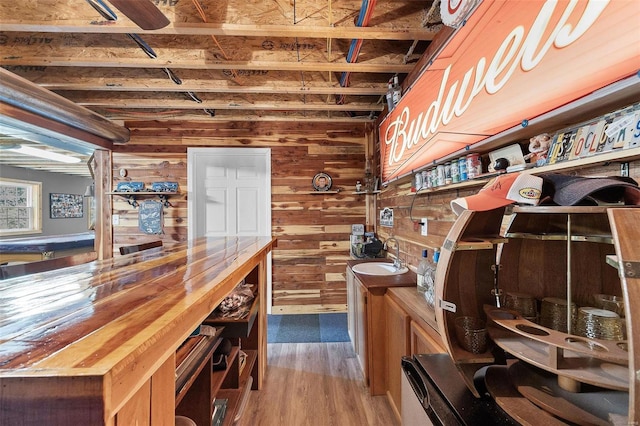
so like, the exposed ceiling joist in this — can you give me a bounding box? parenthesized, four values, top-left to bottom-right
(0, 21, 438, 41)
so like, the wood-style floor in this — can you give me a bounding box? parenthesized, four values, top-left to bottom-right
(238, 342, 400, 426)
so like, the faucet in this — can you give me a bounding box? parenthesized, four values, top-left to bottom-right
(384, 237, 402, 270)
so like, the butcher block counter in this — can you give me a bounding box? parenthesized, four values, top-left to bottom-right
(0, 236, 275, 425)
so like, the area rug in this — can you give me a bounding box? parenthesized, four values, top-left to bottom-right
(267, 313, 350, 343)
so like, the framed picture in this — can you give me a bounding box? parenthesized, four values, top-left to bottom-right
(379, 207, 394, 227)
(312, 172, 332, 191)
(50, 193, 83, 219)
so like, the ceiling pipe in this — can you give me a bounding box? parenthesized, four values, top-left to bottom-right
(336, 0, 378, 106)
(0, 68, 130, 145)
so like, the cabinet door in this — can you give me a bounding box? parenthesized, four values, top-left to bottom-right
(355, 280, 367, 382)
(410, 320, 445, 355)
(346, 267, 356, 350)
(385, 294, 410, 419)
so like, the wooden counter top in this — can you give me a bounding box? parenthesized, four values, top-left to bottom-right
(386, 286, 439, 333)
(347, 259, 417, 289)
(0, 236, 275, 425)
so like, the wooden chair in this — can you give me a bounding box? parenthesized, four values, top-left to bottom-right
(0, 251, 97, 280)
(119, 240, 163, 255)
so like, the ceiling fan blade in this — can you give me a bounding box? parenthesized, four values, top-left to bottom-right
(108, 0, 170, 30)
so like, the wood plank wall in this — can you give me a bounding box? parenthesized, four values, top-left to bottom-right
(111, 120, 371, 314)
(376, 155, 640, 275)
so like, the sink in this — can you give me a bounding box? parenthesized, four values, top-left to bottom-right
(352, 262, 409, 275)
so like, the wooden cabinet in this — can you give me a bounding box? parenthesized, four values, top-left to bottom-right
(346, 262, 417, 396)
(384, 294, 410, 419)
(410, 320, 444, 356)
(384, 286, 445, 422)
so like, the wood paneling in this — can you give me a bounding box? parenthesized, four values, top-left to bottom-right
(112, 120, 370, 314)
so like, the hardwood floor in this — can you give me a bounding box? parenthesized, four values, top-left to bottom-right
(238, 342, 400, 426)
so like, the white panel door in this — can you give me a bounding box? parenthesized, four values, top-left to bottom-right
(187, 148, 273, 312)
(188, 148, 271, 239)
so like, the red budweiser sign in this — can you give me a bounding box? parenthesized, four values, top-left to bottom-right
(379, 0, 640, 183)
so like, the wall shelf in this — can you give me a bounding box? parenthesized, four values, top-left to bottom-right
(353, 190, 381, 195)
(305, 190, 341, 194)
(410, 146, 640, 196)
(108, 191, 178, 207)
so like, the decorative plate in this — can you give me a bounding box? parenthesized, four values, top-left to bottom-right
(312, 172, 332, 191)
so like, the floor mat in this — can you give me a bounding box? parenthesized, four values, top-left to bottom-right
(267, 313, 350, 343)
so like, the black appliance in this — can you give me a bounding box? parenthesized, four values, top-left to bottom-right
(401, 353, 516, 425)
(362, 238, 383, 257)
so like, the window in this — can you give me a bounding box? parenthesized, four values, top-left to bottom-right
(0, 178, 42, 236)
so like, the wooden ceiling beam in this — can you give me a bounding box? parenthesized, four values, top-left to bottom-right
(0, 21, 437, 41)
(40, 82, 388, 96)
(1, 58, 413, 73)
(72, 99, 385, 112)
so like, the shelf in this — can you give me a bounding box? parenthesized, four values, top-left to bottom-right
(511, 205, 632, 214)
(108, 191, 178, 207)
(175, 331, 223, 407)
(108, 191, 178, 196)
(204, 293, 259, 338)
(304, 190, 341, 194)
(443, 236, 507, 251)
(412, 148, 640, 197)
(211, 346, 240, 396)
(353, 190, 381, 195)
(486, 306, 628, 392)
(413, 177, 490, 194)
(216, 349, 257, 426)
(505, 232, 614, 244)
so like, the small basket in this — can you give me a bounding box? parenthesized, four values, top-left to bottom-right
(540, 297, 576, 333)
(454, 316, 487, 354)
(503, 292, 537, 318)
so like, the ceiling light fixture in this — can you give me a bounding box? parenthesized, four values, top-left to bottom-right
(9, 145, 82, 163)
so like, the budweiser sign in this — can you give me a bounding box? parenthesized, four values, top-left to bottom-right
(380, 0, 640, 183)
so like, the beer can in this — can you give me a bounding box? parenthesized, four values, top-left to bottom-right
(436, 164, 445, 186)
(422, 170, 431, 189)
(466, 153, 482, 179)
(458, 157, 468, 181)
(414, 172, 423, 190)
(444, 162, 452, 185)
(431, 168, 438, 187)
(450, 159, 460, 183)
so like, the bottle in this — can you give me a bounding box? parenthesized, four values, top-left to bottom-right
(386, 75, 402, 111)
(391, 75, 402, 107)
(386, 81, 395, 111)
(416, 249, 429, 292)
(423, 248, 439, 308)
